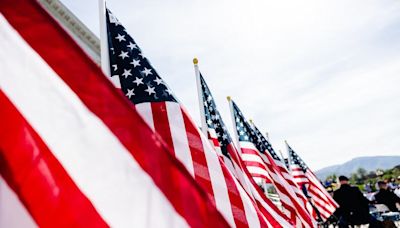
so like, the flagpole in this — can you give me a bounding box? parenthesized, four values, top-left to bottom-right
(193, 58, 208, 137)
(98, 0, 121, 88)
(227, 97, 242, 155)
(285, 140, 292, 172)
(278, 150, 285, 162)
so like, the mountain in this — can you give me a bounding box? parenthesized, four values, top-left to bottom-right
(315, 156, 400, 180)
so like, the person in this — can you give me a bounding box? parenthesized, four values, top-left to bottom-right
(374, 181, 400, 212)
(333, 176, 372, 227)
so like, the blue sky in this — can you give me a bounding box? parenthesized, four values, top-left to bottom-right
(62, 0, 400, 170)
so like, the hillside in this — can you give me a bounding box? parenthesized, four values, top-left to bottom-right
(315, 156, 400, 180)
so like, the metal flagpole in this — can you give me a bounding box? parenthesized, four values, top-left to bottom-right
(98, 0, 121, 88)
(193, 58, 208, 137)
(227, 97, 242, 156)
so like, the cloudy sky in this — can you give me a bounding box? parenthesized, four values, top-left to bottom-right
(62, 0, 400, 170)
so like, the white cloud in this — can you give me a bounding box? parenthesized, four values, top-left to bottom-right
(61, 0, 400, 170)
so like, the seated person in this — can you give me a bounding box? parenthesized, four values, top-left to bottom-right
(375, 181, 400, 212)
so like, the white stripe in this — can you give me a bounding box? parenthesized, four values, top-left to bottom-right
(199, 132, 236, 227)
(239, 141, 258, 150)
(0, 15, 187, 228)
(136, 102, 155, 131)
(246, 166, 270, 177)
(0, 178, 37, 228)
(241, 153, 265, 165)
(165, 102, 195, 177)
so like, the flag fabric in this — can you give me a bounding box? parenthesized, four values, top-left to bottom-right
(229, 100, 316, 228)
(287, 143, 339, 220)
(196, 71, 294, 227)
(250, 124, 319, 222)
(103, 7, 267, 228)
(0, 0, 231, 227)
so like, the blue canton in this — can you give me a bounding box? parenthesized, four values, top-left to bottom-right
(288, 145, 308, 173)
(251, 125, 282, 161)
(106, 9, 176, 104)
(231, 101, 265, 153)
(200, 74, 232, 158)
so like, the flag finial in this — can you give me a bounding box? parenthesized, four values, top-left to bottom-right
(227, 96, 231, 101)
(193, 58, 199, 65)
(249, 119, 253, 124)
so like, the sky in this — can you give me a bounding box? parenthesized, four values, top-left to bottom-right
(61, 0, 400, 170)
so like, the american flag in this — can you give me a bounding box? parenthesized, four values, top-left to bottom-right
(287, 143, 339, 221)
(197, 71, 294, 227)
(0, 0, 230, 226)
(105, 8, 268, 227)
(229, 100, 316, 228)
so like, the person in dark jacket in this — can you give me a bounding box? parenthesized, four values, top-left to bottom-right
(333, 176, 371, 227)
(375, 181, 400, 212)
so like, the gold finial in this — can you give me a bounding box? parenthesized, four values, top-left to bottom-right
(249, 119, 253, 124)
(193, 58, 199, 65)
(227, 96, 231, 101)
(284, 140, 288, 144)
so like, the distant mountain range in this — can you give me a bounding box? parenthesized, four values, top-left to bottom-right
(315, 156, 400, 180)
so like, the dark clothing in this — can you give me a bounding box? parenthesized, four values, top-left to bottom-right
(333, 184, 371, 226)
(375, 189, 400, 212)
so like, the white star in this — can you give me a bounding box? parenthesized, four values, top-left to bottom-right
(207, 96, 212, 102)
(119, 51, 129, 59)
(115, 34, 126, 42)
(122, 69, 132, 78)
(112, 64, 118, 71)
(239, 130, 244, 136)
(130, 59, 141, 68)
(244, 135, 249, 140)
(222, 134, 228, 140)
(216, 132, 220, 137)
(133, 77, 143, 86)
(141, 67, 152, 76)
(207, 119, 213, 125)
(138, 52, 145, 59)
(127, 42, 138, 50)
(165, 88, 172, 95)
(145, 86, 155, 95)
(154, 77, 163, 85)
(126, 88, 135, 98)
(108, 12, 121, 26)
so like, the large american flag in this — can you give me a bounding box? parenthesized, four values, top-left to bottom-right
(287, 143, 339, 221)
(104, 8, 267, 227)
(0, 0, 230, 227)
(229, 100, 316, 228)
(197, 71, 294, 227)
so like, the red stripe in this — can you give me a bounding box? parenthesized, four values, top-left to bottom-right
(0, 92, 108, 228)
(208, 133, 220, 148)
(241, 147, 259, 156)
(151, 102, 175, 151)
(0, 1, 230, 227)
(180, 109, 216, 204)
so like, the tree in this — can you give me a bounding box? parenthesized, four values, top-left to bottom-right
(356, 167, 367, 180)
